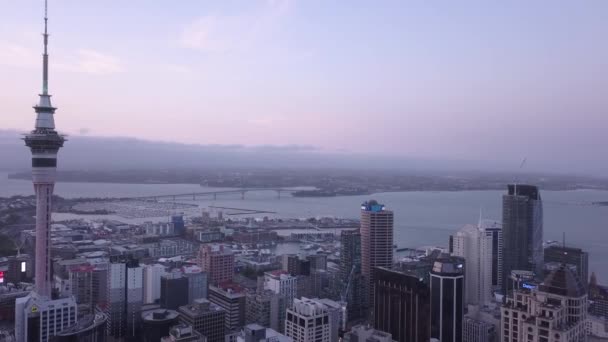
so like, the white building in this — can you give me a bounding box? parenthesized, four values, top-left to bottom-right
(143, 264, 167, 304)
(451, 220, 502, 305)
(106, 259, 144, 340)
(285, 297, 331, 342)
(343, 324, 393, 342)
(238, 323, 292, 342)
(264, 270, 297, 308)
(501, 265, 587, 342)
(586, 314, 608, 339)
(15, 293, 78, 342)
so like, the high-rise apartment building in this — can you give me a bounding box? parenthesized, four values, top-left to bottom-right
(502, 184, 543, 292)
(430, 255, 465, 342)
(360, 201, 394, 306)
(198, 244, 235, 285)
(208, 283, 247, 333)
(161, 271, 189, 310)
(451, 220, 502, 305)
(373, 267, 430, 342)
(106, 257, 144, 340)
(144, 264, 167, 304)
(544, 245, 588, 286)
(178, 298, 226, 342)
(285, 297, 332, 342)
(501, 264, 587, 342)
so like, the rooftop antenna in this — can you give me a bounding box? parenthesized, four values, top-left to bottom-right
(478, 206, 483, 228)
(42, 0, 49, 95)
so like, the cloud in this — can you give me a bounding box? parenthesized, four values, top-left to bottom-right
(178, 0, 291, 53)
(0, 41, 38, 68)
(0, 40, 123, 75)
(56, 49, 124, 74)
(163, 63, 192, 74)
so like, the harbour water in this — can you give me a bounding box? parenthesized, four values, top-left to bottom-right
(1, 172, 607, 282)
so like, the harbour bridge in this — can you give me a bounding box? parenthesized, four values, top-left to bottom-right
(123, 188, 300, 201)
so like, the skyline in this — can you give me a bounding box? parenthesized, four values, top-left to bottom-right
(1, 1, 607, 174)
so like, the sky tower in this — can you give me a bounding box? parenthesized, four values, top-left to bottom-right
(23, 0, 66, 298)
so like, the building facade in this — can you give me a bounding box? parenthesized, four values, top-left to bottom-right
(15, 293, 78, 342)
(285, 297, 332, 342)
(144, 264, 167, 304)
(208, 283, 246, 333)
(502, 184, 543, 292)
(246, 290, 286, 333)
(373, 267, 430, 342)
(360, 201, 394, 306)
(105, 257, 144, 340)
(183, 265, 208, 303)
(544, 245, 588, 287)
(430, 256, 465, 342)
(501, 264, 587, 342)
(161, 272, 189, 310)
(264, 270, 297, 309)
(198, 244, 235, 285)
(179, 299, 225, 342)
(451, 220, 502, 305)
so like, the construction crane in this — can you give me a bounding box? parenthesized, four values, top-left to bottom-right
(339, 264, 357, 331)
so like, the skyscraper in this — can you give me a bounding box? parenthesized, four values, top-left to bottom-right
(23, 0, 66, 299)
(208, 283, 246, 333)
(373, 267, 430, 342)
(339, 230, 366, 322)
(430, 255, 465, 342)
(502, 184, 543, 292)
(451, 220, 502, 305)
(106, 257, 144, 340)
(360, 200, 394, 307)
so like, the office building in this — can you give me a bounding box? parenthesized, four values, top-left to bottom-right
(340, 229, 365, 321)
(344, 324, 394, 342)
(53, 313, 107, 342)
(142, 309, 180, 342)
(161, 271, 189, 310)
(208, 282, 246, 332)
(160, 324, 204, 342)
(501, 264, 587, 342)
(106, 257, 144, 340)
(15, 293, 78, 342)
(144, 264, 167, 304)
(451, 220, 502, 305)
(246, 290, 287, 333)
(430, 255, 465, 342)
(285, 297, 332, 342)
(178, 298, 225, 342)
(198, 244, 235, 285)
(360, 200, 394, 306)
(183, 265, 208, 303)
(373, 267, 430, 342)
(264, 270, 297, 308)
(544, 245, 589, 286)
(502, 184, 543, 292)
